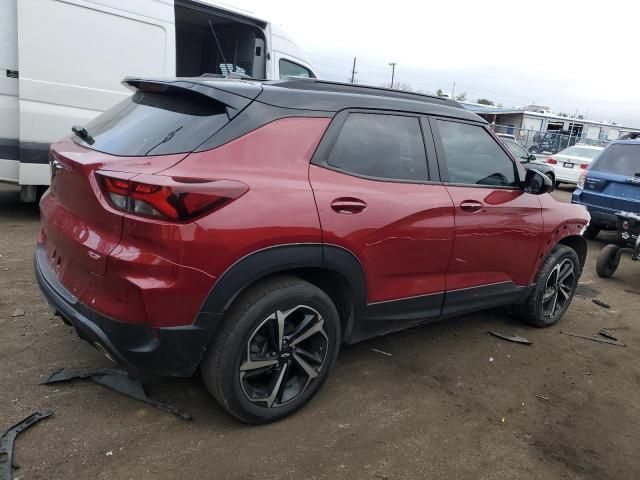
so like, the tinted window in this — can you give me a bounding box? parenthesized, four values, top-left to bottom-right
(591, 144, 640, 176)
(77, 89, 229, 156)
(327, 113, 428, 181)
(438, 120, 518, 187)
(279, 59, 314, 79)
(504, 139, 529, 161)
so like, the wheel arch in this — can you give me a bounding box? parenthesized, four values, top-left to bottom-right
(558, 235, 587, 270)
(197, 244, 367, 343)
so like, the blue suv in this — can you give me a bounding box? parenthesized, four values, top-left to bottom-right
(572, 135, 640, 238)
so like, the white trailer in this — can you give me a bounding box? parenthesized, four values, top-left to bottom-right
(0, 0, 317, 201)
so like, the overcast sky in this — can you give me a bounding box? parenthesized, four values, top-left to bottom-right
(228, 0, 639, 126)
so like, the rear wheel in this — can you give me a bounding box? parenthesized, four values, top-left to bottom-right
(596, 244, 621, 278)
(583, 225, 600, 240)
(201, 275, 340, 424)
(514, 245, 580, 327)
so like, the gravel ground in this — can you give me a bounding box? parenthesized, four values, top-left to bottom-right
(1, 183, 639, 480)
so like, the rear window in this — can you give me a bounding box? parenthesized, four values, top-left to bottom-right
(75, 89, 229, 156)
(591, 144, 640, 176)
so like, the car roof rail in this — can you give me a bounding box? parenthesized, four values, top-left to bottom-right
(269, 78, 463, 108)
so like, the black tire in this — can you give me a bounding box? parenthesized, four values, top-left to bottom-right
(596, 244, 621, 278)
(583, 225, 600, 240)
(554, 180, 561, 189)
(200, 275, 340, 424)
(514, 245, 580, 328)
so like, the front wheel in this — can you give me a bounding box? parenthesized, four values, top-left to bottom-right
(514, 245, 580, 327)
(596, 244, 621, 278)
(201, 275, 340, 424)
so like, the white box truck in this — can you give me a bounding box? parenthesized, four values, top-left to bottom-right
(0, 0, 317, 201)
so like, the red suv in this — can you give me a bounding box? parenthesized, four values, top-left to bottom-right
(36, 78, 589, 423)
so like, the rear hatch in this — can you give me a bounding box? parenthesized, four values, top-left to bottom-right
(41, 78, 261, 279)
(582, 143, 640, 213)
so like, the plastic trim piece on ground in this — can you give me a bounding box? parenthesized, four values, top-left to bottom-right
(42, 368, 191, 420)
(0, 411, 52, 480)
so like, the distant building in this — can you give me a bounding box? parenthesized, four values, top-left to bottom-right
(460, 102, 639, 143)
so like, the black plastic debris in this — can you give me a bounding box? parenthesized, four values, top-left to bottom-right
(42, 368, 191, 420)
(1, 411, 52, 480)
(561, 331, 625, 347)
(598, 329, 618, 341)
(488, 331, 531, 345)
(592, 299, 610, 309)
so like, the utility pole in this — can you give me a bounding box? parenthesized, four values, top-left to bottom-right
(350, 57, 357, 83)
(451, 81, 456, 99)
(388, 62, 396, 89)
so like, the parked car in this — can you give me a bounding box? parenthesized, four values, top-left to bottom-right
(501, 138, 556, 186)
(528, 130, 577, 154)
(1, 0, 317, 202)
(36, 77, 589, 423)
(572, 137, 640, 238)
(545, 145, 604, 186)
(496, 133, 516, 141)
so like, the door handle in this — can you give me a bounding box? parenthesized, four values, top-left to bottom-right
(459, 200, 484, 213)
(331, 198, 367, 214)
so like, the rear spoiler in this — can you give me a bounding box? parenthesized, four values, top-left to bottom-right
(122, 77, 262, 119)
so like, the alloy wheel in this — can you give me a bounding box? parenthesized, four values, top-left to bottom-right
(239, 305, 329, 408)
(541, 258, 576, 319)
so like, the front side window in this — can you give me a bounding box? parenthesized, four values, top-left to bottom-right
(437, 120, 518, 187)
(327, 113, 428, 182)
(279, 59, 314, 79)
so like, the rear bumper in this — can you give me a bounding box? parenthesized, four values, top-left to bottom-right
(571, 192, 619, 229)
(35, 244, 219, 377)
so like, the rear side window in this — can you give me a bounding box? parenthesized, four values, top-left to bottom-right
(437, 120, 518, 187)
(77, 89, 229, 156)
(591, 144, 640, 176)
(279, 59, 314, 79)
(327, 113, 428, 181)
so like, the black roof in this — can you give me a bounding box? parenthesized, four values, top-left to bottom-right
(123, 76, 484, 122)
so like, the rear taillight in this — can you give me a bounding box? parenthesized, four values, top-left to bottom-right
(96, 173, 248, 221)
(579, 163, 589, 169)
(547, 158, 558, 165)
(577, 172, 587, 189)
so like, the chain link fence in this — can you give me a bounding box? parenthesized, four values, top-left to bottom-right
(490, 124, 608, 155)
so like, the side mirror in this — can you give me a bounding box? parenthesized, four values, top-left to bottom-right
(529, 154, 537, 161)
(523, 169, 553, 195)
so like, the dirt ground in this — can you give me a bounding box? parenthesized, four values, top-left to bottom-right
(1, 182, 639, 480)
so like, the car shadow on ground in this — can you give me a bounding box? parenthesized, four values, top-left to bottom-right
(0, 184, 40, 220)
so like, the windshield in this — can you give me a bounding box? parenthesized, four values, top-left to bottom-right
(558, 146, 602, 159)
(76, 89, 229, 156)
(591, 144, 640, 176)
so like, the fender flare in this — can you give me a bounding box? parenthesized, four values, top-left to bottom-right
(197, 243, 368, 317)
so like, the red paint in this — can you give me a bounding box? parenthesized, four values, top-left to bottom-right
(309, 165, 455, 302)
(444, 186, 543, 290)
(39, 116, 590, 331)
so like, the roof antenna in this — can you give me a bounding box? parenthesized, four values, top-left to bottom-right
(208, 18, 230, 75)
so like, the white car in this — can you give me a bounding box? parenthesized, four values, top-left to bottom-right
(545, 145, 604, 185)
